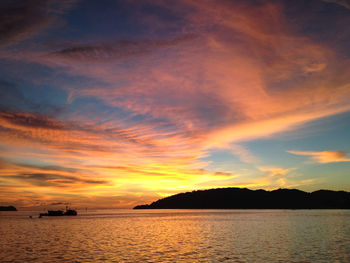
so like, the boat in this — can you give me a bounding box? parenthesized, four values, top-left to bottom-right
(39, 206, 77, 217)
(64, 209, 78, 216)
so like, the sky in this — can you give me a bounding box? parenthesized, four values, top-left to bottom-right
(1, 0, 350, 209)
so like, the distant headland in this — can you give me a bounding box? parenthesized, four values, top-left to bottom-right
(0, 206, 17, 211)
(133, 188, 350, 209)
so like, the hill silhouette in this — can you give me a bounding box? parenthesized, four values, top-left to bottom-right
(0, 206, 17, 211)
(133, 188, 350, 209)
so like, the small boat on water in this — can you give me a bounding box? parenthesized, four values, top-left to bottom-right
(39, 206, 77, 217)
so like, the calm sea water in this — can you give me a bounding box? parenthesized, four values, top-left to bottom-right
(1, 209, 349, 262)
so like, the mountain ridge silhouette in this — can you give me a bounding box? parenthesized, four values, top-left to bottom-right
(133, 187, 350, 209)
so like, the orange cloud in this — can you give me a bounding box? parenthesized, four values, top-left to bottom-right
(287, 150, 350, 163)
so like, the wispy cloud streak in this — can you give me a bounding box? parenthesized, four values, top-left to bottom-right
(323, 0, 350, 9)
(288, 150, 350, 163)
(49, 35, 197, 62)
(0, 0, 78, 47)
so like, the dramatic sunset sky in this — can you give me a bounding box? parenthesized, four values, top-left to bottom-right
(1, 0, 350, 209)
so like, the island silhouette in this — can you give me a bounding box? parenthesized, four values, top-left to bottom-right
(133, 188, 350, 209)
(0, 206, 17, 211)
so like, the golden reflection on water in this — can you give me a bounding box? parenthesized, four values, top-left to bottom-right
(0, 210, 349, 262)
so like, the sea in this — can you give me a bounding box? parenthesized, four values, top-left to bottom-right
(1, 209, 349, 262)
